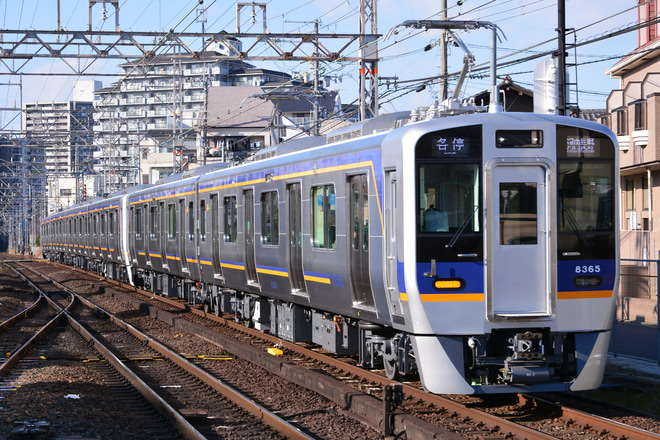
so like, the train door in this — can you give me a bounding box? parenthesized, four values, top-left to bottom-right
(147, 203, 156, 266)
(179, 199, 189, 271)
(210, 194, 222, 277)
(349, 174, 375, 309)
(160, 201, 167, 268)
(487, 163, 551, 318)
(287, 182, 306, 295)
(385, 170, 404, 317)
(130, 206, 138, 262)
(244, 189, 259, 285)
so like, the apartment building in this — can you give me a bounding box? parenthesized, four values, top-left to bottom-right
(22, 80, 99, 214)
(602, 0, 660, 261)
(93, 46, 292, 190)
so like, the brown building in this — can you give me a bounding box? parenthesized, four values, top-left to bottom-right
(603, 0, 660, 261)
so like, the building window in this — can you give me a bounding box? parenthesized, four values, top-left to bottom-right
(634, 101, 647, 131)
(311, 185, 336, 249)
(643, 176, 649, 210)
(626, 179, 635, 211)
(616, 109, 628, 136)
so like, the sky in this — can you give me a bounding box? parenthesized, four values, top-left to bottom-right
(0, 0, 643, 131)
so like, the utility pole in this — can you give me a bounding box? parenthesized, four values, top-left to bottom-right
(172, 54, 184, 174)
(359, 0, 379, 120)
(313, 19, 321, 136)
(556, 0, 567, 116)
(439, 0, 448, 101)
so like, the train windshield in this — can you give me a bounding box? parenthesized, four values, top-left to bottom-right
(419, 164, 480, 233)
(416, 125, 483, 235)
(556, 125, 616, 233)
(558, 161, 614, 232)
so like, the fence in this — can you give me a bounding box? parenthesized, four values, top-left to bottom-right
(610, 257, 660, 364)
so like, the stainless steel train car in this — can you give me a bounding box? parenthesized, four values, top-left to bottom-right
(42, 110, 619, 394)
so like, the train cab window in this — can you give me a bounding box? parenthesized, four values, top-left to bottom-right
(223, 196, 238, 243)
(311, 184, 336, 249)
(188, 201, 195, 241)
(150, 206, 158, 240)
(260, 191, 279, 246)
(419, 164, 480, 233)
(556, 125, 616, 233)
(167, 204, 176, 240)
(558, 161, 614, 232)
(199, 200, 206, 242)
(416, 125, 481, 235)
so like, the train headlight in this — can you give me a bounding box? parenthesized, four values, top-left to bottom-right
(433, 278, 465, 290)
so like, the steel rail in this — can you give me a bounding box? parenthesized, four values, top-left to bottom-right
(0, 263, 74, 377)
(521, 394, 660, 440)
(104, 275, 559, 440)
(18, 262, 316, 440)
(10, 262, 207, 440)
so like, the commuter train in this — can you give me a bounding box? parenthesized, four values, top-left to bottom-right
(41, 109, 619, 394)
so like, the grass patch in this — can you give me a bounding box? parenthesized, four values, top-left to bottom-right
(590, 386, 660, 417)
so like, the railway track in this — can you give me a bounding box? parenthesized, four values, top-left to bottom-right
(12, 257, 660, 440)
(1, 260, 316, 439)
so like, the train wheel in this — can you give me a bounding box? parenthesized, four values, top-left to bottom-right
(383, 340, 399, 380)
(383, 357, 399, 380)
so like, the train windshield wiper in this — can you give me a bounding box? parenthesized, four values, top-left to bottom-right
(561, 204, 591, 247)
(446, 205, 478, 250)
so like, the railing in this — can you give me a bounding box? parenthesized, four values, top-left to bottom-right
(611, 256, 660, 364)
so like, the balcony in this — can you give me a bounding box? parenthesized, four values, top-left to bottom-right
(632, 129, 649, 148)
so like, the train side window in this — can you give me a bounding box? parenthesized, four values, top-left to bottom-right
(167, 204, 176, 240)
(224, 195, 237, 243)
(260, 191, 279, 246)
(101, 213, 106, 237)
(150, 205, 157, 240)
(135, 207, 142, 239)
(199, 200, 206, 242)
(311, 184, 336, 249)
(109, 211, 116, 238)
(188, 201, 195, 241)
(93, 214, 98, 237)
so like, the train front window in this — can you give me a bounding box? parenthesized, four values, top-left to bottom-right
(419, 163, 480, 233)
(556, 125, 616, 234)
(558, 161, 614, 232)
